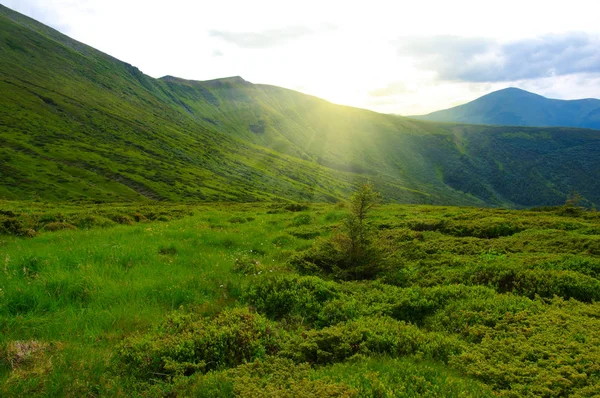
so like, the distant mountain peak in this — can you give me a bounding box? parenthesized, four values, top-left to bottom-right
(412, 87, 600, 128)
(496, 86, 528, 93)
(485, 87, 543, 99)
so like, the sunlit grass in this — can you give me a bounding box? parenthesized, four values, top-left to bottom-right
(1, 201, 599, 396)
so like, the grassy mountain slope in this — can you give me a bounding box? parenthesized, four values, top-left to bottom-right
(413, 87, 600, 129)
(1, 5, 600, 207)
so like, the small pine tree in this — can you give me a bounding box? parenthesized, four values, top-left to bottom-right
(342, 182, 381, 270)
(564, 191, 582, 208)
(563, 191, 584, 215)
(289, 182, 383, 280)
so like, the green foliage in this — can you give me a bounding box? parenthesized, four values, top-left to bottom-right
(1, 202, 600, 397)
(118, 307, 278, 379)
(290, 184, 384, 280)
(284, 203, 310, 212)
(0, 201, 194, 236)
(242, 274, 339, 323)
(451, 298, 600, 397)
(289, 213, 312, 226)
(185, 357, 356, 397)
(344, 183, 381, 265)
(232, 256, 262, 275)
(314, 357, 495, 397)
(279, 316, 464, 365)
(469, 264, 600, 302)
(40, 222, 77, 232)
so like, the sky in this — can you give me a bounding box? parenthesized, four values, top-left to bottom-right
(4, 0, 600, 115)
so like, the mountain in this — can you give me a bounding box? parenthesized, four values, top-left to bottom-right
(412, 87, 600, 129)
(1, 5, 600, 208)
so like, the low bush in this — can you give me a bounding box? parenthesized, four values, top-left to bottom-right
(289, 214, 312, 226)
(118, 307, 278, 379)
(41, 222, 76, 232)
(452, 298, 600, 397)
(185, 357, 356, 397)
(72, 215, 116, 229)
(284, 204, 309, 212)
(287, 226, 322, 240)
(280, 316, 465, 365)
(232, 257, 262, 275)
(242, 274, 339, 323)
(289, 235, 384, 280)
(424, 293, 540, 342)
(469, 264, 600, 302)
(0, 216, 35, 237)
(314, 357, 496, 397)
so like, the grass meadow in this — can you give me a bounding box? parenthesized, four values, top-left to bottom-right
(1, 201, 599, 396)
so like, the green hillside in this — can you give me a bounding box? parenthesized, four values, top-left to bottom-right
(413, 87, 600, 129)
(1, 5, 600, 207)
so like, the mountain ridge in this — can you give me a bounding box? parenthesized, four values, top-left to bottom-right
(1, 4, 600, 207)
(412, 87, 600, 129)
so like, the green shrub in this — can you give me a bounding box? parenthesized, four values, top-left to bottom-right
(319, 283, 502, 327)
(444, 219, 524, 238)
(408, 219, 447, 232)
(424, 293, 539, 342)
(280, 316, 464, 365)
(232, 257, 262, 275)
(290, 235, 384, 280)
(314, 357, 495, 397)
(540, 255, 600, 278)
(469, 264, 600, 302)
(41, 222, 77, 232)
(73, 215, 116, 229)
(118, 307, 278, 379)
(289, 238, 347, 277)
(289, 214, 312, 226)
(284, 204, 309, 212)
(324, 211, 344, 222)
(451, 297, 600, 397)
(186, 357, 356, 397)
(289, 184, 384, 281)
(287, 226, 321, 239)
(242, 274, 339, 323)
(0, 216, 35, 237)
